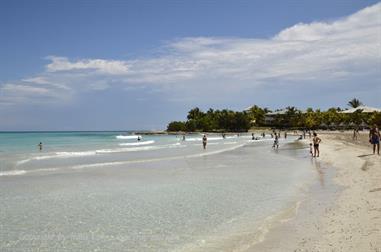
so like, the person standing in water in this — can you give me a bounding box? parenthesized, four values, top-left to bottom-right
(202, 134, 207, 149)
(312, 132, 321, 157)
(369, 124, 380, 155)
(38, 142, 43, 151)
(272, 135, 279, 149)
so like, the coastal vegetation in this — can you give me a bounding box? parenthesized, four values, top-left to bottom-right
(167, 99, 381, 132)
(167, 108, 251, 132)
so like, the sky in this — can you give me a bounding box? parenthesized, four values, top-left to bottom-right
(0, 0, 380, 131)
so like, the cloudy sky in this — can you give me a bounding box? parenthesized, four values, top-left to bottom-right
(0, 0, 380, 130)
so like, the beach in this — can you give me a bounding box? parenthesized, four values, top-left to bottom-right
(1, 131, 380, 251)
(248, 131, 381, 251)
(0, 132, 314, 251)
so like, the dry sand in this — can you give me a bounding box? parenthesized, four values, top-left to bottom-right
(247, 131, 381, 252)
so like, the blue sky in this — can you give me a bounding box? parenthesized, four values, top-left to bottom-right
(0, 0, 380, 130)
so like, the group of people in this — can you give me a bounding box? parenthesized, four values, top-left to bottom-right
(36, 127, 379, 155)
(186, 126, 381, 156)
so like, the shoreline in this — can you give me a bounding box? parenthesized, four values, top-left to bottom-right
(246, 131, 381, 251)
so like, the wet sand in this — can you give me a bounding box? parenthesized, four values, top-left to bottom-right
(247, 131, 381, 251)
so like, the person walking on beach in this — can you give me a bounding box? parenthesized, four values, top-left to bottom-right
(353, 128, 360, 140)
(202, 134, 207, 149)
(312, 133, 321, 157)
(369, 124, 380, 155)
(252, 133, 255, 140)
(38, 142, 43, 151)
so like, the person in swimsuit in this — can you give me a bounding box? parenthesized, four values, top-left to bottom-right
(369, 124, 380, 155)
(38, 142, 43, 151)
(312, 132, 321, 157)
(202, 134, 207, 149)
(272, 135, 279, 149)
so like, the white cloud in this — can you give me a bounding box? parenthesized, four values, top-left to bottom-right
(45, 56, 130, 75)
(1, 2, 380, 106)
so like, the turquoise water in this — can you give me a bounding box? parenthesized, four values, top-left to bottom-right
(0, 132, 315, 251)
(0, 131, 182, 173)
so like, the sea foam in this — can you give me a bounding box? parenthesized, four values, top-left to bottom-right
(119, 140, 155, 146)
(116, 135, 142, 140)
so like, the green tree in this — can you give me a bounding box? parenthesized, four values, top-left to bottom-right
(167, 121, 186, 131)
(247, 105, 266, 126)
(285, 106, 302, 128)
(367, 112, 381, 126)
(322, 108, 341, 128)
(187, 107, 204, 120)
(347, 98, 363, 108)
(185, 120, 197, 132)
(349, 109, 364, 126)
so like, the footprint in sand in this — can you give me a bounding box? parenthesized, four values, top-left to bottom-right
(369, 188, 381, 193)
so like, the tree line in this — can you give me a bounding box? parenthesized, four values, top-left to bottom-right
(167, 98, 381, 132)
(167, 108, 252, 132)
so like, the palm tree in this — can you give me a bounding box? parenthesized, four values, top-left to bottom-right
(348, 98, 363, 108)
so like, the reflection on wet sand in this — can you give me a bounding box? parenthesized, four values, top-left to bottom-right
(311, 159, 325, 187)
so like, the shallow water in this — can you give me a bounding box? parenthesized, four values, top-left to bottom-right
(0, 132, 315, 251)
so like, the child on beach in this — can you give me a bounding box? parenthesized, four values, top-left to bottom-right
(309, 143, 313, 156)
(312, 133, 321, 157)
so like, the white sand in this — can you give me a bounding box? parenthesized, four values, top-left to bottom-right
(246, 131, 381, 251)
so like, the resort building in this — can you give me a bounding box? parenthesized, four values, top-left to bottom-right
(339, 105, 381, 114)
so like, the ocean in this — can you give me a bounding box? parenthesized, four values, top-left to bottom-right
(0, 132, 315, 251)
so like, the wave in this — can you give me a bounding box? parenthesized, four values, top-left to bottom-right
(119, 140, 155, 146)
(0, 170, 27, 176)
(223, 141, 238, 145)
(97, 146, 159, 153)
(185, 137, 224, 142)
(70, 144, 245, 170)
(7, 143, 246, 176)
(0, 167, 60, 177)
(16, 143, 184, 165)
(116, 135, 142, 140)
